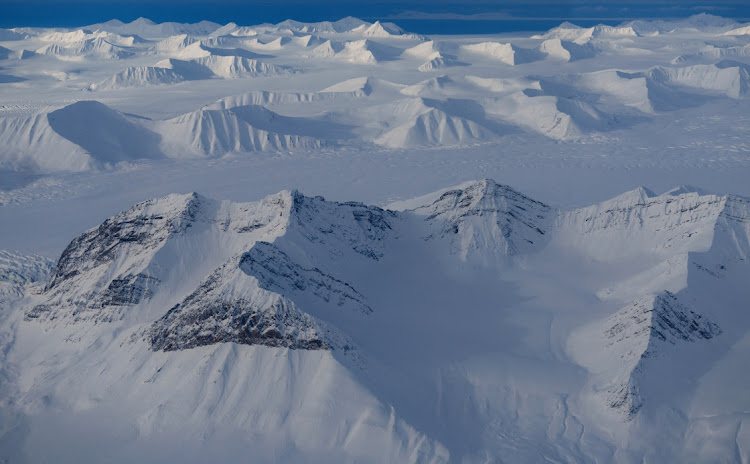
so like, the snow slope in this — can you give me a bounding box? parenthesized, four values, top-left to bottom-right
(4, 179, 750, 463)
(0, 101, 162, 171)
(92, 65, 186, 89)
(539, 38, 597, 62)
(3, 14, 750, 172)
(36, 37, 136, 60)
(532, 22, 639, 43)
(460, 41, 543, 65)
(156, 105, 323, 156)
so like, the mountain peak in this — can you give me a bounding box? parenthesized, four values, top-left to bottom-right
(42, 191, 207, 292)
(570, 290, 722, 420)
(606, 291, 721, 349)
(411, 179, 552, 262)
(593, 186, 656, 209)
(664, 185, 708, 196)
(131, 17, 156, 26)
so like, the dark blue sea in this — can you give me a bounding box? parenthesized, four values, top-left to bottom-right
(2, 1, 749, 33)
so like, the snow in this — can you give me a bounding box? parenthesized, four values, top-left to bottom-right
(154, 34, 197, 52)
(533, 23, 639, 44)
(156, 105, 323, 156)
(1, 13, 750, 464)
(648, 61, 750, 99)
(724, 25, 750, 36)
(460, 41, 542, 65)
(5, 178, 750, 462)
(92, 65, 186, 90)
(539, 38, 597, 62)
(0, 101, 162, 171)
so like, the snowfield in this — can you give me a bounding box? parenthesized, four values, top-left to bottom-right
(1, 13, 750, 464)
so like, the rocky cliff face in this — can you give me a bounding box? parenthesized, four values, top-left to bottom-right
(555, 187, 729, 261)
(601, 291, 721, 418)
(148, 240, 369, 352)
(147, 256, 336, 351)
(27, 193, 211, 322)
(25, 188, 395, 353)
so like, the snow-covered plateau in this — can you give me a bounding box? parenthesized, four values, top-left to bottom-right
(1, 13, 750, 463)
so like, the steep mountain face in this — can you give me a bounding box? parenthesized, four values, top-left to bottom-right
(46, 101, 163, 162)
(157, 105, 323, 156)
(188, 55, 292, 78)
(349, 20, 423, 40)
(92, 64, 186, 89)
(539, 38, 597, 62)
(417, 54, 459, 72)
(532, 23, 638, 44)
(553, 187, 750, 304)
(154, 33, 197, 52)
(26, 188, 394, 332)
(410, 179, 552, 263)
(0, 101, 162, 171)
(37, 38, 135, 59)
(374, 106, 492, 148)
(647, 61, 750, 99)
(570, 291, 721, 419)
(481, 91, 601, 140)
(555, 187, 727, 262)
(6, 179, 750, 463)
(0, 112, 90, 171)
(460, 42, 542, 65)
(147, 251, 343, 352)
(94, 50, 290, 90)
(27, 192, 216, 323)
(331, 39, 401, 64)
(159, 192, 393, 350)
(365, 97, 502, 148)
(703, 195, 750, 262)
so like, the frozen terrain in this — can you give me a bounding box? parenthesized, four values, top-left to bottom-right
(1, 13, 750, 463)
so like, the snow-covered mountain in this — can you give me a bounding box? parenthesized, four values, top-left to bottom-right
(3, 12, 750, 463)
(569, 291, 722, 419)
(460, 41, 543, 65)
(92, 64, 187, 89)
(2, 14, 750, 172)
(88, 17, 222, 38)
(0, 101, 162, 171)
(36, 37, 136, 60)
(0, 97, 335, 169)
(410, 179, 552, 263)
(532, 22, 639, 43)
(156, 105, 323, 156)
(4, 179, 750, 462)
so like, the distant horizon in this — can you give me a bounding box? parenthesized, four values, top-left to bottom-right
(2, 2, 749, 34)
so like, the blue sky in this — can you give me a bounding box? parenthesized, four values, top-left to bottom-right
(2, 1, 748, 30)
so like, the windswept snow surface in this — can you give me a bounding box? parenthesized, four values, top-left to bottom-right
(1, 13, 750, 464)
